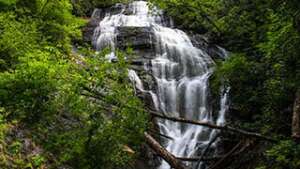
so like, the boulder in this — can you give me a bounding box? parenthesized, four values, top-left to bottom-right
(116, 26, 156, 50)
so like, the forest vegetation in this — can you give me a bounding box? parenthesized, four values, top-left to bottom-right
(0, 0, 147, 168)
(0, 0, 299, 169)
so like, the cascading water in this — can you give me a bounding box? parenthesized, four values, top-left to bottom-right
(92, 1, 229, 169)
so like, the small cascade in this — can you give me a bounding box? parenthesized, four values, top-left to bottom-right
(92, 1, 229, 169)
(217, 87, 230, 126)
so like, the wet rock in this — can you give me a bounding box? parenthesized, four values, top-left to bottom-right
(83, 3, 126, 43)
(134, 49, 156, 59)
(141, 73, 157, 91)
(190, 33, 229, 60)
(116, 26, 156, 51)
(109, 3, 126, 15)
(82, 8, 103, 43)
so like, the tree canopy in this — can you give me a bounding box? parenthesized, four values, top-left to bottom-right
(0, 0, 147, 168)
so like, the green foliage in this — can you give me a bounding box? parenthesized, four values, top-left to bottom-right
(36, 0, 85, 50)
(214, 54, 264, 116)
(0, 51, 65, 121)
(0, 12, 40, 70)
(0, 0, 85, 71)
(31, 155, 45, 168)
(0, 0, 17, 10)
(0, 46, 148, 169)
(262, 140, 300, 169)
(150, 0, 221, 33)
(0, 1, 148, 169)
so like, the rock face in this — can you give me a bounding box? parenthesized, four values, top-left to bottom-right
(84, 1, 229, 169)
(82, 4, 127, 43)
(116, 26, 155, 50)
(82, 8, 103, 43)
(190, 33, 229, 60)
(83, 7, 228, 93)
(84, 13, 227, 59)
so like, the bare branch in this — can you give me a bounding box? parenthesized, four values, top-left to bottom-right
(150, 111, 276, 142)
(208, 141, 242, 169)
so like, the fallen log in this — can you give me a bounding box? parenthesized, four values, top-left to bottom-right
(150, 112, 276, 142)
(144, 132, 187, 169)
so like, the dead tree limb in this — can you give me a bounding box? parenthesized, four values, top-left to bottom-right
(177, 139, 251, 162)
(207, 141, 242, 169)
(177, 155, 235, 162)
(144, 132, 187, 169)
(150, 112, 276, 142)
(177, 156, 220, 162)
(196, 134, 220, 168)
(149, 129, 174, 140)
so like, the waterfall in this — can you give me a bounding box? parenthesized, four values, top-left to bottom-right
(92, 1, 229, 169)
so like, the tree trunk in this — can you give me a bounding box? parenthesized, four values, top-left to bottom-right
(292, 89, 300, 142)
(144, 132, 187, 169)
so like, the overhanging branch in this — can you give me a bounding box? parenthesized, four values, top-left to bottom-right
(150, 111, 276, 142)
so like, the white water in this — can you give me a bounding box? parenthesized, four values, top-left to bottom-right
(92, 1, 229, 169)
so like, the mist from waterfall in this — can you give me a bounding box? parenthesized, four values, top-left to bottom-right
(92, 1, 229, 169)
